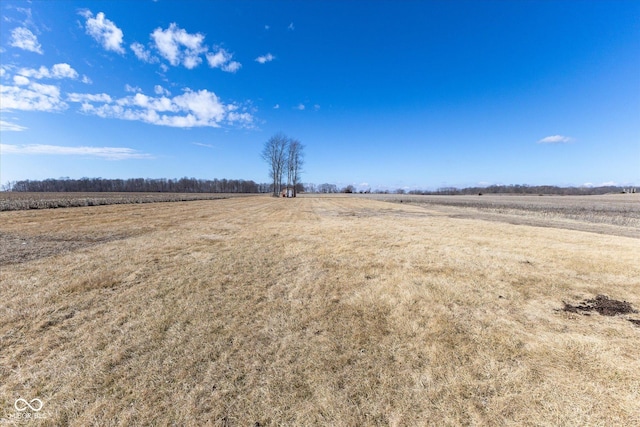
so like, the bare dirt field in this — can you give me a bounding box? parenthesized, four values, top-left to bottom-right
(1, 195, 639, 425)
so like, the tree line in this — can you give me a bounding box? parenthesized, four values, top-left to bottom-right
(406, 184, 632, 196)
(4, 177, 270, 193)
(4, 179, 630, 196)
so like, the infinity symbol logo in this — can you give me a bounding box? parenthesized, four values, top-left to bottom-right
(14, 398, 43, 412)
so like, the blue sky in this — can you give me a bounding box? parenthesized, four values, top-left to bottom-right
(1, 0, 639, 191)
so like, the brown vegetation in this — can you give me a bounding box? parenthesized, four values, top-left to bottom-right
(0, 192, 254, 211)
(1, 196, 639, 425)
(362, 193, 640, 238)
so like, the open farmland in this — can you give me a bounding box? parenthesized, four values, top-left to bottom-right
(361, 193, 640, 238)
(1, 195, 639, 425)
(0, 192, 257, 211)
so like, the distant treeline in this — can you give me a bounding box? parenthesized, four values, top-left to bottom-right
(2, 179, 634, 196)
(4, 177, 270, 193)
(403, 184, 634, 196)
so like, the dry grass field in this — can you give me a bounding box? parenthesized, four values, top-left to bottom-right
(0, 192, 249, 211)
(1, 195, 639, 425)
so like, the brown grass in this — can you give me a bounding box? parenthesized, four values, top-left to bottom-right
(1, 196, 639, 425)
(361, 193, 640, 238)
(0, 192, 251, 211)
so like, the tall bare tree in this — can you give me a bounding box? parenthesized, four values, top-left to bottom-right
(286, 138, 304, 197)
(261, 132, 288, 197)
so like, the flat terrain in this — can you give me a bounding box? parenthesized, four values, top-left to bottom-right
(0, 192, 252, 211)
(1, 195, 639, 425)
(361, 193, 640, 238)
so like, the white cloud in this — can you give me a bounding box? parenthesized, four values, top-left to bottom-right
(67, 92, 112, 103)
(222, 61, 241, 73)
(82, 11, 125, 54)
(206, 49, 230, 68)
(152, 23, 206, 68)
(255, 53, 275, 64)
(84, 12, 125, 54)
(18, 63, 79, 80)
(0, 82, 67, 112)
(10, 27, 43, 54)
(154, 85, 170, 96)
(125, 84, 142, 93)
(130, 42, 158, 63)
(192, 142, 214, 148)
(0, 143, 152, 160)
(70, 88, 253, 128)
(13, 75, 30, 86)
(0, 120, 27, 132)
(314, 104, 320, 111)
(537, 135, 574, 144)
(296, 103, 305, 110)
(52, 63, 79, 79)
(206, 48, 241, 72)
(273, 104, 280, 109)
(288, 22, 295, 31)
(583, 181, 620, 188)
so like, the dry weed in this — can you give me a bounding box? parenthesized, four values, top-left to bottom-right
(1, 196, 639, 425)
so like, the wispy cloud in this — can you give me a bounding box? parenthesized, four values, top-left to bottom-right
(13, 75, 30, 86)
(0, 82, 67, 112)
(537, 135, 574, 144)
(582, 181, 620, 188)
(152, 23, 206, 69)
(154, 85, 170, 96)
(222, 61, 241, 73)
(10, 27, 43, 54)
(0, 143, 153, 160)
(296, 103, 305, 110)
(192, 142, 214, 148)
(206, 48, 241, 73)
(0, 120, 28, 132)
(125, 84, 142, 93)
(288, 22, 295, 31)
(67, 92, 112, 103)
(69, 88, 253, 129)
(130, 22, 240, 72)
(18, 63, 79, 80)
(80, 10, 125, 54)
(130, 42, 158, 63)
(206, 49, 230, 67)
(255, 53, 275, 64)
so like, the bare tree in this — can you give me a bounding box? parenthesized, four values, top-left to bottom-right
(286, 138, 304, 197)
(261, 132, 288, 197)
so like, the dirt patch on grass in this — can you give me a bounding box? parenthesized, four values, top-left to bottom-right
(563, 295, 638, 317)
(0, 231, 137, 266)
